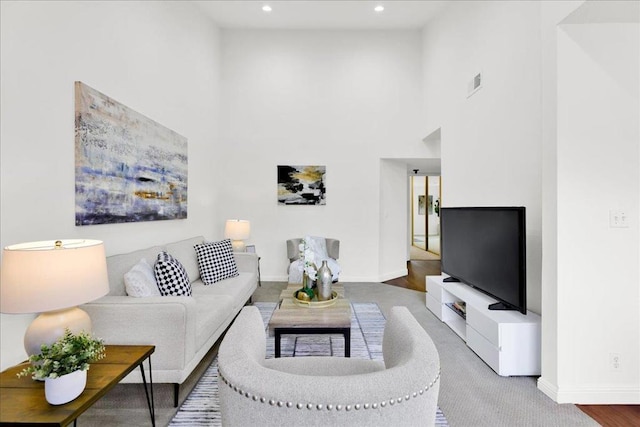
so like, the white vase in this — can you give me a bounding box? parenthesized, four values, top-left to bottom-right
(45, 369, 87, 405)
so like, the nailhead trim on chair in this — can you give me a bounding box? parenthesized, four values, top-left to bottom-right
(219, 368, 441, 411)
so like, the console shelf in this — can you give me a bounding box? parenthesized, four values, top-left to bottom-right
(426, 275, 541, 376)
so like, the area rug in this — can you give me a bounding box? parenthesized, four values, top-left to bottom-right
(170, 302, 448, 426)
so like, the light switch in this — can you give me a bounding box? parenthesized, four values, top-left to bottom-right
(609, 210, 630, 228)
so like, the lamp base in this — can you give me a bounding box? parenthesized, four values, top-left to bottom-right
(231, 240, 246, 252)
(24, 307, 92, 356)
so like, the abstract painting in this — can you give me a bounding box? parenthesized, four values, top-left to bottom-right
(75, 82, 187, 225)
(418, 195, 426, 215)
(277, 165, 326, 205)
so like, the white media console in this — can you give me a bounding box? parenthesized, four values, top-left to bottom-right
(426, 275, 541, 376)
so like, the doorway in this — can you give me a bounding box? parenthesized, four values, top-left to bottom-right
(411, 175, 441, 258)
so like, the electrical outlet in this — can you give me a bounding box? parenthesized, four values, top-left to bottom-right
(610, 353, 621, 371)
(609, 210, 630, 228)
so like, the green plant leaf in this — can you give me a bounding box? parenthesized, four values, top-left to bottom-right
(17, 328, 105, 380)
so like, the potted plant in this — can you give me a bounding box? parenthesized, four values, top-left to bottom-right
(18, 328, 106, 405)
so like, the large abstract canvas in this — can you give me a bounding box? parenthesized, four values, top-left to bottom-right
(75, 82, 187, 225)
(277, 165, 326, 205)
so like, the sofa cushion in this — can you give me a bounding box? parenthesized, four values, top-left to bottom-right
(165, 236, 204, 283)
(263, 356, 384, 376)
(191, 272, 255, 303)
(194, 239, 239, 285)
(154, 251, 192, 296)
(194, 293, 235, 349)
(106, 245, 164, 296)
(124, 258, 160, 297)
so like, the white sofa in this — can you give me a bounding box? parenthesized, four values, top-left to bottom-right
(82, 236, 258, 405)
(219, 305, 441, 426)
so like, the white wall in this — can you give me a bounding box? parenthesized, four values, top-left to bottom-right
(422, 0, 639, 404)
(217, 30, 429, 281)
(539, 0, 584, 400)
(552, 19, 639, 404)
(379, 160, 410, 281)
(0, 1, 221, 370)
(421, 0, 544, 313)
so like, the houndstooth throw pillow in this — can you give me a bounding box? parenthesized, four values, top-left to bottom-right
(194, 239, 239, 285)
(154, 251, 192, 296)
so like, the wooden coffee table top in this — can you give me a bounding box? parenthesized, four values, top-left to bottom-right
(268, 284, 351, 334)
(0, 345, 154, 426)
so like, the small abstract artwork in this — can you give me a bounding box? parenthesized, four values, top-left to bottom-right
(75, 82, 187, 226)
(277, 165, 326, 205)
(428, 195, 434, 215)
(418, 195, 426, 215)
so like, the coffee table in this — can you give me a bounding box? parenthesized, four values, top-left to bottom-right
(269, 283, 351, 358)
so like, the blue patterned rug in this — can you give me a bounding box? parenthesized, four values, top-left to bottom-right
(170, 302, 448, 426)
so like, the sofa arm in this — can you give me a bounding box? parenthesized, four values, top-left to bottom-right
(234, 252, 258, 273)
(81, 296, 197, 372)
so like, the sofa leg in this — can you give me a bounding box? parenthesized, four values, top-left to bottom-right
(174, 383, 179, 407)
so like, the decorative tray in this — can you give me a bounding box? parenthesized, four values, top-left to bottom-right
(293, 290, 338, 308)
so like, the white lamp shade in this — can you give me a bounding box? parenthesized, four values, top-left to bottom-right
(0, 239, 110, 314)
(224, 220, 251, 240)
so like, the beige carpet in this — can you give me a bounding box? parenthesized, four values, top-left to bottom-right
(410, 245, 440, 261)
(77, 282, 596, 427)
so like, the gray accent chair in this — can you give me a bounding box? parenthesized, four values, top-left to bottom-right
(286, 238, 340, 282)
(218, 305, 441, 426)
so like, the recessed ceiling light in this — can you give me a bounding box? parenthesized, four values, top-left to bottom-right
(262, 5, 272, 13)
(374, 5, 385, 13)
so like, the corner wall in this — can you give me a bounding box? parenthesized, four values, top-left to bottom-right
(551, 19, 639, 404)
(0, 1, 221, 370)
(421, 0, 544, 313)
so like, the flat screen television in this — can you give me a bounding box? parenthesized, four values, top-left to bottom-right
(440, 207, 527, 315)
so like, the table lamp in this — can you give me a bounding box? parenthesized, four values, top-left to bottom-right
(0, 239, 109, 356)
(224, 219, 251, 252)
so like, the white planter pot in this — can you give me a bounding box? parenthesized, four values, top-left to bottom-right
(44, 369, 87, 405)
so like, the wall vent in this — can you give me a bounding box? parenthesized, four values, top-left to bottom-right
(467, 71, 482, 98)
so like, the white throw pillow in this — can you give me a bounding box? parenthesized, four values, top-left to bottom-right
(124, 258, 161, 297)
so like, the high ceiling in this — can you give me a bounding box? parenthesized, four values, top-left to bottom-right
(193, 1, 446, 174)
(193, 1, 449, 30)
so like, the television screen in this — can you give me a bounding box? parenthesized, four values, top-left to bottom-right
(440, 207, 527, 314)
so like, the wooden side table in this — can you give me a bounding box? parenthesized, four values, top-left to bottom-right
(0, 345, 155, 426)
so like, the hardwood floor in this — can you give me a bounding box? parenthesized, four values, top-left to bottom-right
(577, 405, 640, 427)
(383, 260, 440, 292)
(384, 260, 640, 427)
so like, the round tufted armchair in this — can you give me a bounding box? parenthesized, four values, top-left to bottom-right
(218, 305, 441, 426)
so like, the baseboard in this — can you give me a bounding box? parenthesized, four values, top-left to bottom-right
(538, 377, 640, 404)
(261, 272, 409, 284)
(537, 377, 559, 401)
(261, 275, 289, 282)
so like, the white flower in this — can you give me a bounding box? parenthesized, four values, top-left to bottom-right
(299, 238, 318, 281)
